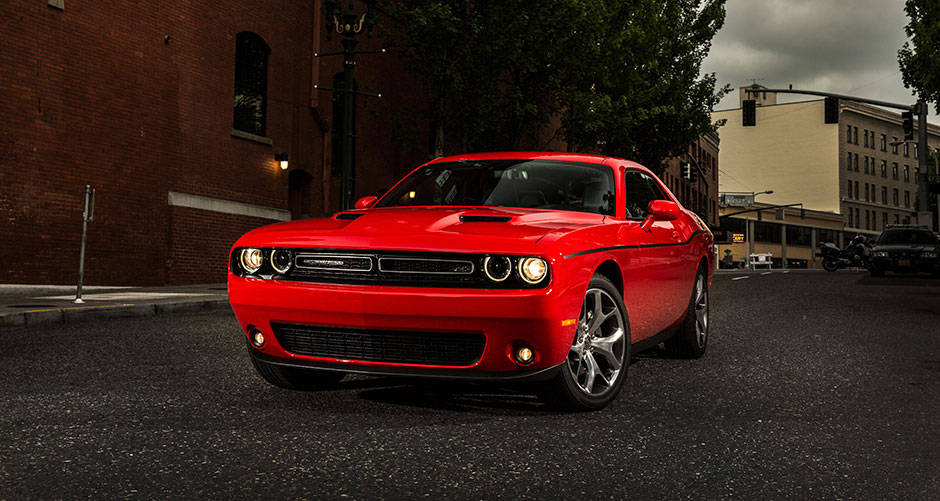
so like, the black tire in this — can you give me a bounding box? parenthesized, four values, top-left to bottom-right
(665, 265, 709, 359)
(822, 258, 839, 272)
(540, 274, 630, 411)
(250, 354, 345, 391)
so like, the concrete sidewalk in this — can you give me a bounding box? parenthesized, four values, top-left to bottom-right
(0, 283, 230, 328)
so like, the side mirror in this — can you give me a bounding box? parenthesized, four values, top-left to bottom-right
(640, 200, 680, 231)
(354, 196, 377, 209)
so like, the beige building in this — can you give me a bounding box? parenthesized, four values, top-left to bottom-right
(713, 85, 940, 235)
(711, 85, 940, 268)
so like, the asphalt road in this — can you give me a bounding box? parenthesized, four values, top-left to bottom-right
(2, 271, 939, 499)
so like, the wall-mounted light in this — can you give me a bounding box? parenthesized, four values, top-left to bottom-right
(275, 152, 289, 170)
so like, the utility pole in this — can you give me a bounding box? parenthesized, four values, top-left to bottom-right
(916, 100, 930, 224)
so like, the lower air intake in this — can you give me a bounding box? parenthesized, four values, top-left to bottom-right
(270, 323, 486, 367)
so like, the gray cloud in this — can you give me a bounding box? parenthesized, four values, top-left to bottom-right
(702, 0, 932, 117)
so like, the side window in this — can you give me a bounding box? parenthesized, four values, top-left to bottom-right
(624, 170, 668, 219)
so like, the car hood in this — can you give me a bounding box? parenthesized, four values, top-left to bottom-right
(235, 207, 607, 254)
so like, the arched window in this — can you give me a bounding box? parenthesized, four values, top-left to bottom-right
(233, 32, 270, 136)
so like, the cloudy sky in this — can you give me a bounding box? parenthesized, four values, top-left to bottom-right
(702, 0, 932, 118)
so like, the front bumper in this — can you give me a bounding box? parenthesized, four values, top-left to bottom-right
(870, 256, 939, 273)
(228, 275, 581, 375)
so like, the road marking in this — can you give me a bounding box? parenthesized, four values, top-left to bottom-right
(23, 304, 135, 313)
(782, 270, 790, 274)
(761, 272, 772, 275)
(731, 276, 749, 281)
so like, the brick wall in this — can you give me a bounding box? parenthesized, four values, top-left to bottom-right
(0, 0, 428, 285)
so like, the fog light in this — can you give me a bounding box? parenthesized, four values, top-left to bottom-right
(249, 327, 265, 348)
(518, 257, 548, 284)
(514, 344, 534, 365)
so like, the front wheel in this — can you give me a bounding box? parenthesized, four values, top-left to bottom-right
(822, 258, 840, 272)
(540, 275, 630, 411)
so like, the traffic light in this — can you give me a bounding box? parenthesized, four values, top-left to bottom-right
(681, 161, 691, 180)
(902, 110, 914, 141)
(743, 99, 756, 127)
(824, 96, 839, 124)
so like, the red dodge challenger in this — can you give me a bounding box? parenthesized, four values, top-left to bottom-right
(228, 152, 714, 410)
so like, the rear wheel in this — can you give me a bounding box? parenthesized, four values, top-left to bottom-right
(822, 258, 839, 272)
(665, 267, 709, 359)
(250, 354, 345, 391)
(541, 275, 630, 411)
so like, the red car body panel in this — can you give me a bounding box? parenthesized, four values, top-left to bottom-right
(228, 152, 715, 377)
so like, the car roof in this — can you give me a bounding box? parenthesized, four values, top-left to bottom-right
(425, 151, 646, 170)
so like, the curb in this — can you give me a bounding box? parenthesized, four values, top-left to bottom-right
(0, 298, 231, 329)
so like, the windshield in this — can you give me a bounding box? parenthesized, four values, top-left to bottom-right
(376, 160, 615, 215)
(876, 229, 938, 245)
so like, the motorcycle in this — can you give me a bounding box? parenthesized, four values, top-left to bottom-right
(817, 235, 870, 272)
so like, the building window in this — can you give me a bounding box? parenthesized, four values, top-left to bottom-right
(864, 156, 869, 174)
(853, 127, 859, 144)
(233, 32, 270, 136)
(872, 211, 877, 231)
(903, 165, 910, 182)
(914, 143, 918, 158)
(883, 212, 888, 228)
(846, 152, 853, 171)
(865, 183, 869, 201)
(891, 137, 898, 154)
(892, 163, 899, 180)
(870, 131, 876, 148)
(786, 225, 812, 246)
(893, 188, 899, 206)
(863, 129, 869, 147)
(894, 214, 900, 224)
(881, 186, 887, 204)
(903, 142, 909, 157)
(880, 160, 887, 177)
(847, 125, 852, 143)
(854, 181, 859, 199)
(880, 134, 887, 151)
(904, 191, 910, 208)
(865, 210, 870, 230)
(854, 153, 859, 171)
(847, 180, 853, 199)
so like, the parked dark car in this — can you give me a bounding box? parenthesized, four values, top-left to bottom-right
(869, 226, 939, 277)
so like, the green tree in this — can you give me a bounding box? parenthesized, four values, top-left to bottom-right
(385, 0, 728, 172)
(559, 0, 729, 173)
(898, 0, 940, 114)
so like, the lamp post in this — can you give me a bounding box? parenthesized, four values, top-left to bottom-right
(321, 0, 377, 210)
(744, 190, 773, 269)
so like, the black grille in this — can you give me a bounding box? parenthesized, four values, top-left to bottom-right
(378, 257, 474, 274)
(271, 323, 486, 366)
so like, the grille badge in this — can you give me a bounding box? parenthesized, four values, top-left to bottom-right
(294, 254, 373, 272)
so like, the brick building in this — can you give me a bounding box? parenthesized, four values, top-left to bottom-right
(660, 131, 720, 227)
(1, 1, 428, 285)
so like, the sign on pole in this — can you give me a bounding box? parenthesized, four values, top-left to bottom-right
(732, 233, 745, 243)
(722, 194, 754, 207)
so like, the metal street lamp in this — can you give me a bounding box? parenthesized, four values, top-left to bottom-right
(318, 0, 380, 210)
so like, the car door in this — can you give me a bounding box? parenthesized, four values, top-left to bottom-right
(618, 169, 686, 340)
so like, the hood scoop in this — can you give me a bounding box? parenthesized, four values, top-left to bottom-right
(335, 213, 364, 221)
(459, 215, 512, 223)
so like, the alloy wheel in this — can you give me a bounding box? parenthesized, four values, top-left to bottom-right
(694, 274, 708, 348)
(567, 288, 626, 396)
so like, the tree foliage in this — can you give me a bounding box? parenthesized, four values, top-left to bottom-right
(384, 0, 729, 173)
(898, 0, 940, 114)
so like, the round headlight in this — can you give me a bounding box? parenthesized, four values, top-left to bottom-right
(240, 248, 264, 274)
(483, 256, 512, 282)
(270, 249, 292, 274)
(518, 257, 548, 284)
